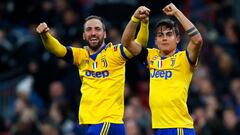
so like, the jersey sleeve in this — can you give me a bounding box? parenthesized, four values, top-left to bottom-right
(61, 46, 73, 63)
(144, 48, 154, 68)
(120, 44, 134, 60)
(186, 50, 199, 68)
(72, 47, 87, 66)
(182, 50, 195, 73)
(61, 47, 86, 66)
(110, 44, 133, 63)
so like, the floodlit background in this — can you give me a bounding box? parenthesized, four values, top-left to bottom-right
(0, 0, 240, 135)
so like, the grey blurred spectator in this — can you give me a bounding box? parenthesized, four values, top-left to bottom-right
(49, 81, 66, 102)
(92, 0, 136, 28)
(229, 78, 240, 119)
(193, 106, 207, 135)
(15, 75, 44, 110)
(11, 103, 40, 135)
(107, 27, 121, 44)
(125, 120, 142, 135)
(40, 118, 62, 135)
(55, 8, 83, 45)
(49, 100, 74, 135)
(220, 108, 240, 135)
(1, 1, 240, 135)
(0, 29, 14, 73)
(124, 95, 152, 135)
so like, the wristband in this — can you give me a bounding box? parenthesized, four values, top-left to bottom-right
(131, 16, 140, 23)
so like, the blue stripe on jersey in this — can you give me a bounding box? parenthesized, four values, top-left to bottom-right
(120, 44, 128, 60)
(90, 43, 106, 60)
(86, 123, 125, 135)
(185, 50, 194, 65)
(154, 128, 195, 135)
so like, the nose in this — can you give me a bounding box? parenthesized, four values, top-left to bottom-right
(162, 35, 167, 41)
(90, 30, 97, 35)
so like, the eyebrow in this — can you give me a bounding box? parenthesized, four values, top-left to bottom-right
(85, 26, 102, 29)
(157, 31, 174, 34)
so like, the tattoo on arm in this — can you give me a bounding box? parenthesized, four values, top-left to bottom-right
(186, 27, 199, 37)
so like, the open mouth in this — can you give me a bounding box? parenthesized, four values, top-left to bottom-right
(89, 37, 98, 44)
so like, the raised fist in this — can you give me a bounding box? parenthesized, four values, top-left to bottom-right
(133, 6, 150, 23)
(36, 22, 50, 34)
(163, 3, 179, 16)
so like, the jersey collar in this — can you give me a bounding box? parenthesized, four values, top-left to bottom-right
(160, 48, 179, 60)
(89, 43, 106, 60)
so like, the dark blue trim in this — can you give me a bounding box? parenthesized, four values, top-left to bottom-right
(160, 49, 179, 59)
(120, 44, 128, 60)
(61, 46, 73, 64)
(155, 128, 195, 135)
(186, 50, 194, 65)
(89, 43, 106, 60)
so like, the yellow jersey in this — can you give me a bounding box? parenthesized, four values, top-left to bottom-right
(146, 48, 194, 128)
(69, 43, 132, 124)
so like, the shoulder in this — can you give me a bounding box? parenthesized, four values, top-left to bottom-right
(176, 50, 187, 56)
(72, 46, 88, 52)
(175, 50, 191, 61)
(147, 48, 159, 56)
(105, 42, 119, 50)
(105, 42, 124, 53)
(71, 46, 88, 57)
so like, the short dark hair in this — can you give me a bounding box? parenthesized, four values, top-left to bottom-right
(155, 17, 180, 36)
(84, 15, 106, 31)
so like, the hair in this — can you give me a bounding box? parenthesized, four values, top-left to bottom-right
(155, 17, 180, 36)
(83, 15, 106, 31)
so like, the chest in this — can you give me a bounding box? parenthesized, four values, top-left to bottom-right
(148, 55, 180, 70)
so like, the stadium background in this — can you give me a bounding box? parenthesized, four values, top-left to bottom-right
(0, 0, 240, 135)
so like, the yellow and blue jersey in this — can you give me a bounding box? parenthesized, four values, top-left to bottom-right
(65, 43, 132, 124)
(143, 48, 194, 129)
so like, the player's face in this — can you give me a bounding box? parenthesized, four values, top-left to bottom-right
(83, 19, 106, 51)
(155, 26, 180, 54)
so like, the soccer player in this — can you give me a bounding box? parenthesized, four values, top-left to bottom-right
(122, 3, 203, 135)
(36, 13, 149, 135)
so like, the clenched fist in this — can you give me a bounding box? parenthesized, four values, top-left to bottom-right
(36, 22, 50, 34)
(133, 6, 150, 23)
(162, 3, 179, 16)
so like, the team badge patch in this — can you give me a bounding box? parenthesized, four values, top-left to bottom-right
(153, 55, 158, 60)
(171, 58, 175, 67)
(92, 62, 98, 70)
(101, 58, 108, 68)
(114, 45, 118, 51)
(150, 60, 154, 65)
(158, 60, 162, 69)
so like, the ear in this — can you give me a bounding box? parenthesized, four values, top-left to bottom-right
(155, 36, 159, 43)
(176, 35, 180, 44)
(104, 31, 107, 39)
(83, 33, 86, 40)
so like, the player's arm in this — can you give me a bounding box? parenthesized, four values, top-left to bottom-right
(163, 3, 203, 65)
(121, 6, 150, 56)
(135, 16, 149, 48)
(36, 22, 67, 57)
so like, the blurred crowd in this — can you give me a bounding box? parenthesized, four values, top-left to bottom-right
(0, 0, 240, 135)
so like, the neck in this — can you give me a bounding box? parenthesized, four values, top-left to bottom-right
(88, 42, 105, 54)
(160, 48, 177, 57)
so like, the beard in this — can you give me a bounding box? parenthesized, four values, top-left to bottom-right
(85, 36, 104, 51)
